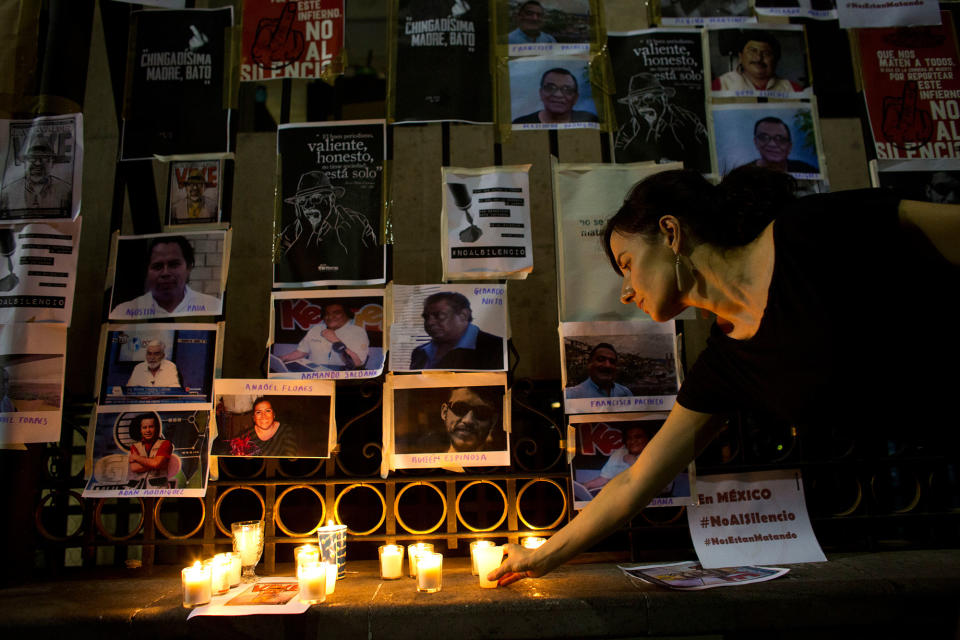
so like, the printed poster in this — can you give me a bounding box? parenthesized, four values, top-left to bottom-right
(441, 165, 532, 280)
(754, 0, 837, 20)
(240, 0, 344, 82)
(82, 404, 210, 498)
(187, 578, 308, 618)
(658, 0, 755, 26)
(569, 412, 694, 509)
(837, 0, 940, 29)
(0, 323, 66, 444)
(871, 158, 960, 201)
(553, 159, 689, 322)
(120, 7, 233, 160)
(608, 30, 713, 173)
(393, 0, 492, 123)
(268, 289, 385, 380)
(275, 120, 386, 287)
(210, 378, 336, 458)
(712, 102, 824, 179)
(166, 159, 225, 225)
(96, 323, 221, 406)
(707, 25, 811, 100)
(508, 55, 601, 130)
(500, 0, 596, 57)
(383, 372, 510, 472)
(0, 114, 82, 222)
(0, 217, 81, 325)
(621, 561, 788, 590)
(858, 13, 960, 161)
(561, 320, 680, 414)
(389, 283, 508, 372)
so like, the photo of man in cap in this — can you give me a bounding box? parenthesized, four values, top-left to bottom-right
(0, 136, 72, 217)
(169, 167, 219, 223)
(614, 73, 708, 167)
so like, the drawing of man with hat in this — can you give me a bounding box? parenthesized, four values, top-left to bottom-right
(0, 135, 72, 217)
(279, 171, 377, 257)
(613, 73, 708, 169)
(170, 167, 218, 222)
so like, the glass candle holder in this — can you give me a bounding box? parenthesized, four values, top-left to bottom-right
(206, 556, 231, 595)
(216, 551, 241, 588)
(469, 540, 494, 576)
(475, 545, 504, 588)
(297, 560, 327, 605)
(181, 561, 211, 608)
(416, 552, 443, 593)
(521, 536, 546, 549)
(295, 544, 320, 576)
(406, 542, 434, 578)
(231, 520, 264, 582)
(379, 544, 404, 580)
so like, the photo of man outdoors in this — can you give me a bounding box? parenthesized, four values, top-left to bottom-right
(566, 343, 633, 399)
(512, 67, 599, 125)
(508, 1, 556, 44)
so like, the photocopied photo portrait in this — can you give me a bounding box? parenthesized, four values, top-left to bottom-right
(166, 159, 223, 225)
(97, 323, 220, 405)
(872, 159, 960, 203)
(503, 0, 594, 55)
(269, 289, 384, 380)
(708, 25, 811, 99)
(508, 55, 600, 129)
(210, 378, 335, 458)
(108, 230, 231, 321)
(561, 320, 680, 414)
(569, 412, 694, 509)
(384, 372, 510, 471)
(389, 283, 508, 373)
(0, 323, 66, 444)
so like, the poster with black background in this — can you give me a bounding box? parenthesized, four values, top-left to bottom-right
(120, 7, 233, 160)
(275, 121, 386, 287)
(393, 0, 492, 123)
(608, 30, 712, 174)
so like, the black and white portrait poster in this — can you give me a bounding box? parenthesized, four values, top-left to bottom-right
(393, 0, 492, 123)
(0, 114, 82, 222)
(389, 283, 508, 373)
(383, 372, 510, 473)
(269, 289, 385, 380)
(658, 0, 755, 26)
(871, 159, 960, 203)
(500, 0, 595, 57)
(275, 120, 386, 287)
(508, 54, 601, 130)
(568, 412, 694, 509)
(0, 217, 80, 325)
(83, 404, 210, 498)
(108, 230, 230, 321)
(708, 25, 811, 100)
(441, 164, 532, 280)
(210, 378, 335, 458)
(96, 322, 221, 406)
(120, 7, 233, 160)
(0, 323, 66, 444)
(608, 30, 713, 174)
(754, 0, 837, 20)
(561, 320, 679, 415)
(166, 159, 224, 225)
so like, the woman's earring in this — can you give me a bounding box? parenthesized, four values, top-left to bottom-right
(674, 253, 682, 291)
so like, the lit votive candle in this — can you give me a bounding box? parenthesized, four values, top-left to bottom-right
(181, 561, 211, 608)
(218, 551, 242, 587)
(206, 556, 230, 595)
(470, 540, 494, 576)
(475, 545, 504, 589)
(406, 542, 434, 578)
(522, 536, 546, 549)
(298, 560, 327, 605)
(379, 544, 404, 580)
(416, 552, 443, 593)
(323, 561, 336, 595)
(295, 544, 320, 575)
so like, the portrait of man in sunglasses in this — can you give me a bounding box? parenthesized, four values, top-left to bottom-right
(397, 386, 505, 455)
(512, 67, 599, 125)
(741, 116, 817, 175)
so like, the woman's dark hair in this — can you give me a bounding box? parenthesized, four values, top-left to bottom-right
(602, 166, 796, 273)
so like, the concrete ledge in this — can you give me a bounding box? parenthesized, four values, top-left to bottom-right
(1, 551, 958, 639)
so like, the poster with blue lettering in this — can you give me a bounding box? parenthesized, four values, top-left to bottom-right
(389, 283, 508, 372)
(96, 323, 221, 405)
(383, 371, 510, 472)
(210, 378, 335, 458)
(0, 323, 66, 444)
(268, 289, 384, 380)
(561, 320, 679, 415)
(568, 412, 695, 509)
(82, 404, 211, 498)
(392, 0, 492, 123)
(109, 230, 230, 321)
(120, 6, 233, 160)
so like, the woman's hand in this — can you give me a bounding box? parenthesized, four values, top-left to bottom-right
(488, 543, 550, 587)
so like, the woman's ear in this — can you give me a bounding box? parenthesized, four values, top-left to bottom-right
(658, 215, 681, 251)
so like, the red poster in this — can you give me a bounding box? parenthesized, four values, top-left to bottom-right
(859, 12, 960, 160)
(240, 0, 344, 81)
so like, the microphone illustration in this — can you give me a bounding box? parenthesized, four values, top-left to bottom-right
(447, 182, 482, 243)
